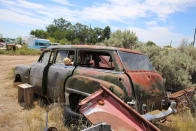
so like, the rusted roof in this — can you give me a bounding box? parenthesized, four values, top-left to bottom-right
(47, 45, 144, 55)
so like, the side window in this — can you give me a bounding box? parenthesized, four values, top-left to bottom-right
(78, 51, 114, 70)
(39, 51, 50, 64)
(99, 55, 114, 69)
(55, 50, 75, 65)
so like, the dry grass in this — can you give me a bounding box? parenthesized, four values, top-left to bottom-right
(22, 102, 68, 131)
(0, 113, 12, 126)
(157, 110, 196, 131)
(20, 100, 90, 131)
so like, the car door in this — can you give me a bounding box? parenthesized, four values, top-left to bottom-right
(29, 50, 53, 95)
(47, 49, 76, 101)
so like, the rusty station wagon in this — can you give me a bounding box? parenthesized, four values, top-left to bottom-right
(14, 45, 171, 120)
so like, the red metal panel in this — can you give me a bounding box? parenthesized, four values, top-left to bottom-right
(79, 86, 160, 131)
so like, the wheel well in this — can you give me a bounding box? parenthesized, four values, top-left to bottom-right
(15, 74, 22, 82)
(69, 93, 85, 112)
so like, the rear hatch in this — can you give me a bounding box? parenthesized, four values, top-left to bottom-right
(118, 51, 166, 112)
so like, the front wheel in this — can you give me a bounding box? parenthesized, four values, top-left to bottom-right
(63, 93, 87, 126)
(63, 105, 83, 126)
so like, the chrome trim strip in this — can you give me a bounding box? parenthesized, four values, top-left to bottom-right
(66, 88, 91, 97)
(77, 66, 124, 74)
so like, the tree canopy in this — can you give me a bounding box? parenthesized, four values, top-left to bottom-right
(30, 18, 111, 45)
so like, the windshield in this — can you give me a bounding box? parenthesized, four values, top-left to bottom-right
(118, 51, 154, 71)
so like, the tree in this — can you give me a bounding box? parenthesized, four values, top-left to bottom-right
(146, 41, 156, 46)
(30, 29, 48, 39)
(65, 29, 75, 42)
(94, 27, 104, 42)
(73, 23, 89, 44)
(53, 17, 71, 30)
(87, 29, 97, 44)
(30, 18, 112, 45)
(102, 26, 111, 40)
(46, 24, 57, 37)
(104, 30, 138, 49)
(46, 18, 72, 39)
(60, 38, 70, 45)
(53, 29, 66, 41)
(47, 37, 56, 43)
(16, 37, 22, 44)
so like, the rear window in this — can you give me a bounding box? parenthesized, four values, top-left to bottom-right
(118, 51, 154, 71)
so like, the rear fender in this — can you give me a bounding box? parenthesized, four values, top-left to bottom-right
(14, 65, 30, 83)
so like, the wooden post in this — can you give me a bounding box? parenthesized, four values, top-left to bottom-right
(18, 86, 24, 103)
(18, 83, 34, 108)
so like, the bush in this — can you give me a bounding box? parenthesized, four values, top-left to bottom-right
(146, 41, 157, 46)
(0, 49, 5, 54)
(135, 44, 196, 91)
(104, 30, 138, 49)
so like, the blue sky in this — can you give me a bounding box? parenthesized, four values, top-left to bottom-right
(0, 0, 196, 47)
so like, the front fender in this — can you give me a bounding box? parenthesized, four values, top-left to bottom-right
(65, 75, 126, 100)
(14, 65, 31, 83)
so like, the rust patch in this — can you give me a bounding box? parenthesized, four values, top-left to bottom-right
(118, 48, 144, 55)
(169, 87, 196, 111)
(127, 71, 165, 112)
(67, 75, 126, 99)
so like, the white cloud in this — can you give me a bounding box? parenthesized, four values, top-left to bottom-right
(78, 1, 147, 23)
(78, 0, 196, 22)
(128, 26, 191, 47)
(0, 0, 46, 9)
(1, 0, 196, 25)
(146, 21, 157, 26)
(17, 0, 46, 9)
(0, 9, 49, 26)
(51, 0, 75, 6)
(0, 0, 76, 26)
(144, 0, 196, 19)
(8, 7, 35, 16)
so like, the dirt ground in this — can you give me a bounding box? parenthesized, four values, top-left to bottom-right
(0, 55, 39, 130)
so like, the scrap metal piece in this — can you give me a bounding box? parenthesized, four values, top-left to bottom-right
(169, 87, 196, 111)
(79, 86, 160, 131)
(142, 101, 177, 121)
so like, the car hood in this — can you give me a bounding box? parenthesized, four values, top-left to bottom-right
(126, 71, 166, 112)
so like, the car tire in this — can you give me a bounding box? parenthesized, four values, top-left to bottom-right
(63, 105, 82, 126)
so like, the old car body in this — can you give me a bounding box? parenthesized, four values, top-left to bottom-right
(14, 45, 166, 114)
